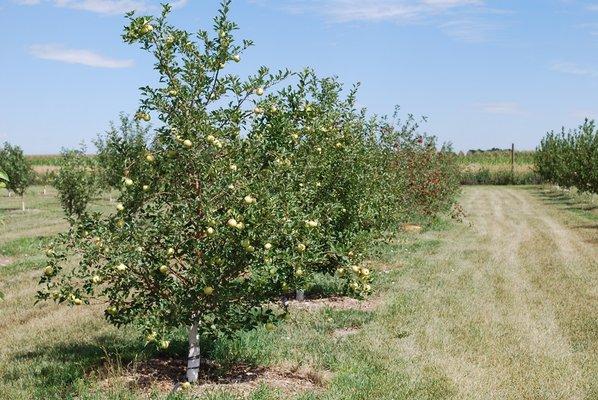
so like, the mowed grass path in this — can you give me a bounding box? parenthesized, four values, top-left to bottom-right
(0, 186, 596, 399)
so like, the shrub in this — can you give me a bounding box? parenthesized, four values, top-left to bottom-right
(54, 147, 102, 218)
(0, 142, 34, 210)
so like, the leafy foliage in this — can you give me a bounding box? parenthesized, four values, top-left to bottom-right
(94, 114, 151, 192)
(0, 142, 34, 197)
(54, 147, 102, 218)
(535, 119, 598, 193)
(37, 1, 459, 363)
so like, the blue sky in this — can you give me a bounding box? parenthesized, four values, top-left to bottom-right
(2, 0, 598, 153)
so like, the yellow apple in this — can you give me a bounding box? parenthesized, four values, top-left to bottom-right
(143, 185, 150, 191)
(206, 135, 216, 143)
(146, 332, 156, 342)
(264, 243, 273, 250)
(146, 153, 155, 162)
(73, 298, 83, 306)
(159, 265, 169, 274)
(44, 266, 54, 277)
(232, 54, 241, 62)
(92, 275, 102, 284)
(183, 139, 192, 147)
(296, 243, 306, 252)
(207, 227, 215, 236)
(107, 306, 118, 315)
(116, 203, 124, 211)
(229, 164, 238, 171)
(265, 323, 276, 332)
(227, 218, 238, 228)
(160, 340, 170, 349)
(167, 248, 175, 256)
(181, 381, 191, 390)
(203, 286, 214, 296)
(124, 178, 133, 186)
(116, 263, 127, 272)
(255, 87, 264, 96)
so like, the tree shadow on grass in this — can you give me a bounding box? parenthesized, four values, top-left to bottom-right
(6, 334, 150, 399)
(531, 190, 598, 213)
(6, 331, 272, 398)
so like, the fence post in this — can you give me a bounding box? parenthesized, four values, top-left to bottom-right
(511, 143, 515, 184)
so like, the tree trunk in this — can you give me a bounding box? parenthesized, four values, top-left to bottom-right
(43, 186, 47, 196)
(296, 289, 305, 301)
(21, 197, 25, 212)
(186, 322, 200, 383)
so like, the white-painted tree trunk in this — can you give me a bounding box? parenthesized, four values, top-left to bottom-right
(21, 198, 25, 212)
(8, 191, 12, 198)
(43, 187, 47, 196)
(186, 322, 200, 383)
(296, 289, 305, 301)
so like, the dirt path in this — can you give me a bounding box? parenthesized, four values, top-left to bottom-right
(395, 186, 597, 399)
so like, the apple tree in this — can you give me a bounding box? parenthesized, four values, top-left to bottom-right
(94, 113, 151, 200)
(38, 1, 292, 383)
(0, 142, 34, 211)
(54, 147, 102, 218)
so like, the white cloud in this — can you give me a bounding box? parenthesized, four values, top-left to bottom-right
(29, 44, 134, 68)
(551, 61, 598, 77)
(477, 102, 525, 115)
(278, 0, 483, 23)
(14, 0, 188, 15)
(251, 0, 502, 42)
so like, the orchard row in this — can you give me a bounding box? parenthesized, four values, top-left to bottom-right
(22, 1, 460, 383)
(535, 120, 598, 194)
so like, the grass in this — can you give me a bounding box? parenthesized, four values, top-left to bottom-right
(1, 186, 596, 399)
(457, 151, 542, 185)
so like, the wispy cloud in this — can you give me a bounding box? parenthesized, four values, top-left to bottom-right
(276, 0, 483, 23)
(14, 0, 188, 15)
(477, 102, 526, 115)
(251, 0, 504, 42)
(551, 61, 598, 77)
(29, 44, 134, 68)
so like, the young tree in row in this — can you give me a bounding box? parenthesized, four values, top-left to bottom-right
(94, 113, 150, 201)
(0, 143, 34, 211)
(54, 147, 102, 218)
(37, 1, 460, 386)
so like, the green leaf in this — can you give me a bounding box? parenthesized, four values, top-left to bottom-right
(0, 170, 8, 182)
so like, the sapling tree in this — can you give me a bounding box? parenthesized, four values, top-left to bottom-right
(0, 143, 34, 211)
(36, 1, 460, 386)
(95, 114, 150, 200)
(38, 1, 292, 384)
(54, 147, 102, 218)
